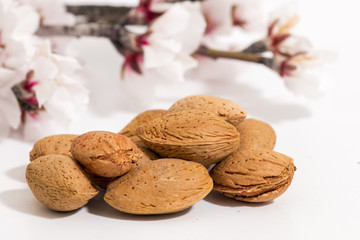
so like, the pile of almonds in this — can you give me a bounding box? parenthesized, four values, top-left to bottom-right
(26, 95, 296, 215)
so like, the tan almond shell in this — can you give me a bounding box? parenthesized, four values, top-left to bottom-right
(130, 135, 160, 161)
(136, 110, 240, 167)
(236, 119, 276, 150)
(119, 109, 167, 137)
(210, 149, 295, 202)
(26, 154, 99, 211)
(104, 158, 213, 215)
(29, 134, 78, 161)
(168, 95, 247, 125)
(71, 131, 143, 178)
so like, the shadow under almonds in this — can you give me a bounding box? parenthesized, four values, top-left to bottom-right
(204, 190, 273, 208)
(6, 165, 28, 183)
(0, 189, 76, 219)
(203, 81, 312, 123)
(86, 191, 191, 221)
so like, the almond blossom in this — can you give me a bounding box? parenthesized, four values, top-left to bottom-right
(1, 0, 38, 138)
(201, 0, 264, 35)
(1, 0, 88, 140)
(24, 40, 89, 135)
(0, 0, 39, 70)
(124, 1, 206, 82)
(274, 50, 334, 99)
(16, 0, 75, 26)
(0, 68, 21, 138)
(263, 4, 312, 56)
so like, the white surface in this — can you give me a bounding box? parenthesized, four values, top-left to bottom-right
(1, 0, 360, 240)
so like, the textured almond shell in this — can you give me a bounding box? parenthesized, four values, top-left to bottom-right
(104, 158, 213, 215)
(130, 135, 160, 161)
(168, 95, 247, 125)
(136, 110, 240, 167)
(210, 149, 295, 202)
(119, 109, 167, 137)
(26, 154, 98, 211)
(236, 119, 276, 150)
(71, 131, 143, 178)
(29, 134, 78, 161)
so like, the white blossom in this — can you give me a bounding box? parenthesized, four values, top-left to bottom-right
(17, 0, 75, 26)
(0, 0, 39, 70)
(31, 40, 89, 125)
(277, 51, 335, 99)
(201, 0, 265, 35)
(1, 0, 89, 140)
(0, 68, 22, 138)
(264, 3, 313, 55)
(139, 1, 206, 82)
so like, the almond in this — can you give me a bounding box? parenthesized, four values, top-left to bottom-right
(71, 131, 142, 178)
(104, 158, 213, 215)
(136, 110, 240, 167)
(168, 95, 247, 125)
(210, 149, 295, 202)
(236, 118, 276, 150)
(29, 134, 78, 161)
(26, 154, 98, 211)
(119, 109, 167, 137)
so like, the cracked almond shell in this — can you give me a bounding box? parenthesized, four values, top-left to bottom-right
(26, 154, 98, 211)
(136, 110, 240, 167)
(210, 149, 295, 202)
(71, 131, 142, 178)
(235, 118, 276, 150)
(168, 95, 247, 125)
(29, 134, 78, 161)
(104, 158, 213, 215)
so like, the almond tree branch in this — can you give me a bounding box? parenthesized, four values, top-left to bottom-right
(36, 23, 116, 38)
(66, 5, 131, 24)
(65, 0, 203, 25)
(195, 45, 274, 69)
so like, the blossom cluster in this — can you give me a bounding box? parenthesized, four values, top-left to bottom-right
(1, 0, 332, 140)
(119, 0, 332, 102)
(0, 0, 88, 140)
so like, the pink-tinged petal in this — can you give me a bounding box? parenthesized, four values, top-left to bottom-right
(11, 4, 39, 37)
(150, 4, 190, 37)
(173, 1, 206, 53)
(154, 53, 198, 82)
(202, 0, 234, 35)
(0, 77, 22, 129)
(231, 0, 265, 31)
(281, 51, 336, 98)
(18, 0, 75, 26)
(22, 110, 67, 141)
(51, 53, 81, 73)
(0, 67, 22, 88)
(278, 35, 312, 55)
(143, 38, 180, 68)
(43, 86, 76, 125)
(32, 56, 58, 107)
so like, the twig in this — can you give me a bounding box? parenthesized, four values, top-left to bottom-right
(66, 5, 131, 24)
(241, 40, 268, 54)
(195, 45, 274, 68)
(36, 23, 115, 38)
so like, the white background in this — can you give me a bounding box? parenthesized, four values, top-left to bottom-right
(1, 0, 359, 239)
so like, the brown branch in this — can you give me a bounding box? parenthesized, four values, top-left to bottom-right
(66, 5, 131, 24)
(36, 23, 116, 38)
(195, 45, 274, 68)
